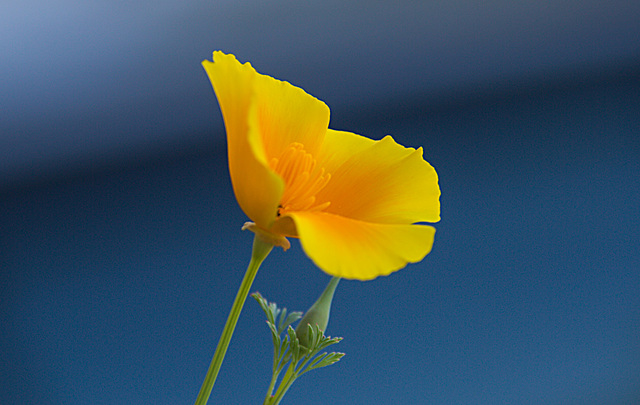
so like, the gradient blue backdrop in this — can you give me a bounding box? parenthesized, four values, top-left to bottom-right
(2, 2, 640, 404)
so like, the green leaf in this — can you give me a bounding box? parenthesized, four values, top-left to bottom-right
(254, 292, 344, 405)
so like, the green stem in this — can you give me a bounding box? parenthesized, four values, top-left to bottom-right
(263, 356, 279, 405)
(194, 234, 273, 405)
(264, 353, 283, 405)
(270, 360, 298, 405)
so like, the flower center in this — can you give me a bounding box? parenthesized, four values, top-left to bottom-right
(269, 143, 331, 216)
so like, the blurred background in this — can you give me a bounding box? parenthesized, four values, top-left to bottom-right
(2, 1, 639, 404)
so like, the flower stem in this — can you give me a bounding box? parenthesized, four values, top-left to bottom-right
(263, 360, 280, 404)
(269, 361, 297, 405)
(194, 234, 273, 405)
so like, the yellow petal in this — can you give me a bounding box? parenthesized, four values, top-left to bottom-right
(316, 132, 441, 224)
(203, 51, 331, 229)
(202, 52, 283, 228)
(315, 129, 376, 174)
(287, 211, 436, 280)
(248, 63, 330, 162)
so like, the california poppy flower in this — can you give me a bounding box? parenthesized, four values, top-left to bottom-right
(202, 52, 440, 280)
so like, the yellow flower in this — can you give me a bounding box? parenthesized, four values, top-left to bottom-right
(202, 52, 440, 280)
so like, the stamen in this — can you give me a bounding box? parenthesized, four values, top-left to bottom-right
(271, 143, 331, 215)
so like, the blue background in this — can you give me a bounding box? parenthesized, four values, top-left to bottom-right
(2, 2, 640, 404)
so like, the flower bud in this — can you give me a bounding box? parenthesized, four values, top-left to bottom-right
(295, 277, 340, 348)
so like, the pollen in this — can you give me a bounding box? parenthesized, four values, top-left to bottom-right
(269, 143, 331, 215)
